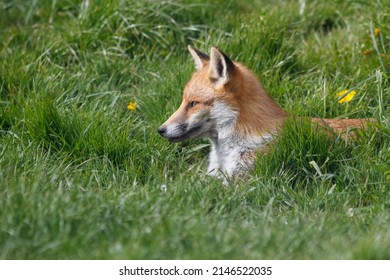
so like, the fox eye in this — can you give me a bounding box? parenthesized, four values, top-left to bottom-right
(189, 101, 198, 108)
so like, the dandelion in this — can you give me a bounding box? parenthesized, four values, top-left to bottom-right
(362, 49, 372, 55)
(127, 101, 137, 111)
(337, 89, 356, 104)
(374, 28, 380, 36)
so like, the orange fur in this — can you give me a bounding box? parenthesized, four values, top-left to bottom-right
(158, 45, 376, 181)
(230, 63, 286, 136)
(311, 118, 376, 138)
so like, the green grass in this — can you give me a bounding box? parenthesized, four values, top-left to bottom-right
(0, 0, 389, 259)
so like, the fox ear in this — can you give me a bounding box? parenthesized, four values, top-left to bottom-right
(209, 47, 234, 86)
(188, 45, 209, 70)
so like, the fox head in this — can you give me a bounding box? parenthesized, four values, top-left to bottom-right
(158, 45, 238, 142)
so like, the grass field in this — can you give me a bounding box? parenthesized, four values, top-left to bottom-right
(0, 0, 389, 259)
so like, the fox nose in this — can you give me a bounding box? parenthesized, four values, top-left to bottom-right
(157, 126, 166, 136)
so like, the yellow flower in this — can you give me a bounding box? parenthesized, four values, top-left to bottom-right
(337, 90, 356, 104)
(127, 101, 137, 111)
(374, 28, 380, 36)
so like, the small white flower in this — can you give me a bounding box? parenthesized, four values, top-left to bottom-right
(160, 184, 167, 193)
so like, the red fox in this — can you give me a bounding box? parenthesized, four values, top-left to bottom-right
(158, 46, 374, 181)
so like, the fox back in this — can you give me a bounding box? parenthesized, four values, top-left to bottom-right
(158, 46, 373, 181)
